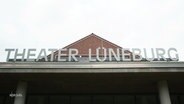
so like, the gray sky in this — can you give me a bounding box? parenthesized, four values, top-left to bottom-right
(0, 0, 184, 62)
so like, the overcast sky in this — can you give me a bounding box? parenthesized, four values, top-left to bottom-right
(0, 0, 184, 62)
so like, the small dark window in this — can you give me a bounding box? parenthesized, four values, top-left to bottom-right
(93, 95, 113, 104)
(50, 95, 69, 104)
(171, 95, 179, 104)
(114, 95, 134, 104)
(136, 95, 158, 104)
(27, 95, 48, 104)
(71, 95, 91, 104)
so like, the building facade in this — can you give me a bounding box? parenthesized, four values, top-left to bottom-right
(0, 33, 184, 104)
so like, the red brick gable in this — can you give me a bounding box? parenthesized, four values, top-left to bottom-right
(62, 33, 122, 56)
(45, 33, 134, 61)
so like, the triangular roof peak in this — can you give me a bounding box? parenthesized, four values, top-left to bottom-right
(46, 33, 124, 60)
(63, 33, 122, 49)
(59, 33, 122, 56)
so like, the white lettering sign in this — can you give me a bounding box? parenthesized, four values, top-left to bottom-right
(5, 48, 179, 62)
